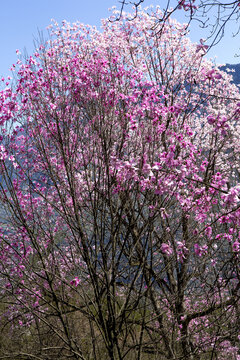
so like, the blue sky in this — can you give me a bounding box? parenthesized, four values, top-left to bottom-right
(0, 0, 239, 78)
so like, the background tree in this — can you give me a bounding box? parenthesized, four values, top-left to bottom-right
(0, 9, 240, 360)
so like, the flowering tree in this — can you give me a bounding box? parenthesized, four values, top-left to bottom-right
(0, 9, 239, 360)
(114, 0, 240, 52)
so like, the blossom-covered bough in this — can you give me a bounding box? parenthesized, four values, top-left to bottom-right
(114, 0, 240, 54)
(0, 8, 239, 360)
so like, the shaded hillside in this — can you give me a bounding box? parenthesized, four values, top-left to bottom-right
(220, 63, 240, 85)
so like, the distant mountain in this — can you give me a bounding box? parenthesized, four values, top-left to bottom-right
(219, 63, 240, 86)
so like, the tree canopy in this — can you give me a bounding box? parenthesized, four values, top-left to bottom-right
(114, 0, 240, 52)
(0, 8, 239, 360)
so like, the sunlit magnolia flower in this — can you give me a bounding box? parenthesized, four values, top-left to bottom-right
(196, 39, 208, 53)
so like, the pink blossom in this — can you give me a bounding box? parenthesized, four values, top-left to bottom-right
(70, 277, 81, 286)
(232, 241, 239, 252)
(161, 243, 173, 256)
(207, 115, 216, 125)
(205, 226, 212, 238)
(194, 244, 208, 256)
